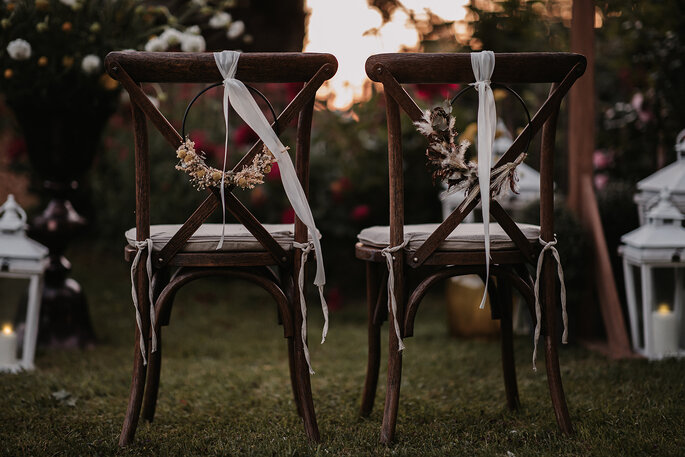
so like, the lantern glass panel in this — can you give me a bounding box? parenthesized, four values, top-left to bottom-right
(0, 277, 27, 360)
(650, 267, 676, 311)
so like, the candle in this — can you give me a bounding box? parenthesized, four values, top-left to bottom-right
(0, 323, 18, 366)
(652, 304, 679, 357)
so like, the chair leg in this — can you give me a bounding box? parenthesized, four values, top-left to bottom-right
(292, 331, 320, 441)
(542, 265, 573, 435)
(544, 299, 573, 434)
(287, 336, 304, 417)
(497, 275, 520, 410)
(119, 329, 148, 447)
(380, 326, 403, 444)
(141, 330, 162, 422)
(360, 262, 382, 417)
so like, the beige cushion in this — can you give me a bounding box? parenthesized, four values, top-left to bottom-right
(125, 223, 302, 252)
(357, 223, 540, 251)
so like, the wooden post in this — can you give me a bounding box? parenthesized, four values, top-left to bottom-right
(569, 0, 632, 357)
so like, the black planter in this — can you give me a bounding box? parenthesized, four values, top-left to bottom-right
(9, 95, 117, 348)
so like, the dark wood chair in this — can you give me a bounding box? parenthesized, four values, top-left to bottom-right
(104, 51, 337, 446)
(356, 52, 586, 443)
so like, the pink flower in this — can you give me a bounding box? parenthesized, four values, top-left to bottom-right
(233, 124, 258, 146)
(593, 150, 613, 170)
(266, 162, 280, 181)
(189, 129, 222, 163)
(594, 173, 609, 190)
(350, 204, 370, 221)
(414, 83, 460, 101)
(280, 207, 295, 224)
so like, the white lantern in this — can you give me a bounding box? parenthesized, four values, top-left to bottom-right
(0, 195, 48, 372)
(619, 189, 685, 360)
(634, 129, 685, 225)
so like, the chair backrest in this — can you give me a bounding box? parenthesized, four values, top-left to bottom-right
(105, 51, 338, 268)
(365, 52, 586, 267)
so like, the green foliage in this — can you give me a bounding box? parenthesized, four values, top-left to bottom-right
(595, 0, 685, 182)
(467, 0, 568, 52)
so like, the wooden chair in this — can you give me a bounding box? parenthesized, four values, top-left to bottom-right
(104, 51, 337, 446)
(356, 52, 586, 443)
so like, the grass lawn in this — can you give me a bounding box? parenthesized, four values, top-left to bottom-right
(1, 247, 684, 456)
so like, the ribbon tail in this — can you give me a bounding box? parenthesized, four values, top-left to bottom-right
(217, 87, 230, 250)
(318, 285, 329, 344)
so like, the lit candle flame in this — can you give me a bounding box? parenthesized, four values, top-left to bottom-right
(657, 304, 672, 315)
(2, 324, 13, 335)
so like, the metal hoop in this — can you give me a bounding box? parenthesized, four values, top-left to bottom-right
(450, 82, 532, 154)
(181, 82, 280, 140)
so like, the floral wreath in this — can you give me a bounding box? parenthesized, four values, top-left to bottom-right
(414, 84, 531, 200)
(175, 82, 279, 191)
(175, 139, 274, 190)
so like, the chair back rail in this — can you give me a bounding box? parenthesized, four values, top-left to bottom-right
(105, 51, 338, 83)
(366, 53, 586, 267)
(366, 52, 585, 83)
(105, 51, 337, 265)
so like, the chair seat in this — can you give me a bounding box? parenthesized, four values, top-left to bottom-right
(125, 223, 305, 252)
(357, 223, 540, 251)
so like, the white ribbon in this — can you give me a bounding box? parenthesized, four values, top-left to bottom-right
(532, 236, 568, 371)
(130, 238, 158, 365)
(381, 239, 409, 352)
(213, 50, 328, 345)
(293, 241, 330, 374)
(470, 50, 497, 309)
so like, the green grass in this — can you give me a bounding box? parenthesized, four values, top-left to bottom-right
(1, 248, 684, 456)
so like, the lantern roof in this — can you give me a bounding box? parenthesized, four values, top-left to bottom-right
(0, 195, 48, 265)
(621, 190, 685, 254)
(637, 129, 685, 194)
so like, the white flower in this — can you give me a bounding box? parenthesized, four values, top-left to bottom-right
(59, 0, 78, 7)
(226, 20, 245, 39)
(6, 38, 32, 60)
(144, 36, 168, 52)
(81, 54, 100, 74)
(208, 11, 231, 29)
(180, 34, 205, 52)
(185, 25, 201, 35)
(159, 28, 183, 47)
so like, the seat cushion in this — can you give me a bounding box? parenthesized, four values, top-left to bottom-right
(125, 223, 302, 252)
(357, 223, 540, 251)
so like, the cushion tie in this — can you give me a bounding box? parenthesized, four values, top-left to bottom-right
(532, 236, 568, 371)
(469, 50, 497, 310)
(293, 241, 329, 374)
(381, 239, 410, 352)
(130, 238, 158, 365)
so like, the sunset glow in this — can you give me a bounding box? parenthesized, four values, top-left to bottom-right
(304, 0, 468, 110)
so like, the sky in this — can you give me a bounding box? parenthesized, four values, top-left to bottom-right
(304, 0, 469, 109)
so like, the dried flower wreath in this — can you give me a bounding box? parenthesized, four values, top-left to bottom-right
(175, 139, 274, 190)
(175, 81, 279, 191)
(414, 100, 526, 202)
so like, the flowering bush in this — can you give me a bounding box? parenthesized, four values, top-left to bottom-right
(0, 0, 246, 105)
